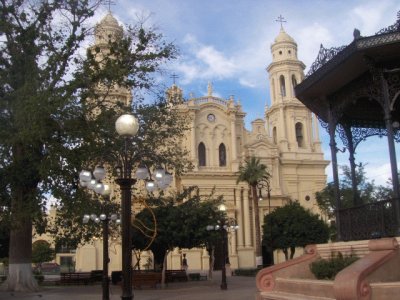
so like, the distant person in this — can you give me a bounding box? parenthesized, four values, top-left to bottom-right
(182, 253, 188, 272)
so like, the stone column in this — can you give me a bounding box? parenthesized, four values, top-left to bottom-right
(235, 188, 244, 247)
(230, 119, 237, 161)
(243, 189, 252, 247)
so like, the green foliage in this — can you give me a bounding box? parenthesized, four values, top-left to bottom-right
(310, 252, 359, 280)
(132, 188, 223, 268)
(32, 241, 54, 265)
(315, 164, 393, 216)
(0, 0, 188, 279)
(237, 157, 270, 187)
(233, 268, 260, 276)
(263, 201, 329, 260)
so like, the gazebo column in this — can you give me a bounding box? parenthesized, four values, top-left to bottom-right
(381, 71, 400, 232)
(343, 124, 360, 206)
(328, 103, 342, 241)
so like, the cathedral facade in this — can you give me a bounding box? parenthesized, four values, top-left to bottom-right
(35, 14, 328, 273)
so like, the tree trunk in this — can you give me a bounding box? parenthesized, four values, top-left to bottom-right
(160, 250, 169, 289)
(1, 190, 38, 291)
(290, 246, 296, 259)
(252, 184, 262, 262)
(283, 248, 289, 261)
(208, 247, 214, 280)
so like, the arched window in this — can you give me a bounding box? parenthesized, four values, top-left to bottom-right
(198, 142, 206, 166)
(273, 127, 277, 144)
(219, 143, 226, 166)
(292, 75, 297, 95)
(295, 122, 304, 147)
(279, 75, 286, 97)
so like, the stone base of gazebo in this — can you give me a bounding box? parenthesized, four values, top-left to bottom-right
(256, 238, 400, 300)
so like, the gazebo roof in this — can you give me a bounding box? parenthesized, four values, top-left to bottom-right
(295, 14, 400, 126)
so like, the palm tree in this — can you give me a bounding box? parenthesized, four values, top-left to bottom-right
(237, 156, 271, 262)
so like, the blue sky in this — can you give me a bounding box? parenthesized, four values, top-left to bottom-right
(92, 0, 400, 186)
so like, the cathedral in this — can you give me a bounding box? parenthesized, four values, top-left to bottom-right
(35, 13, 328, 273)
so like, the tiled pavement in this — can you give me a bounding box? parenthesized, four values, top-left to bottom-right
(0, 271, 258, 300)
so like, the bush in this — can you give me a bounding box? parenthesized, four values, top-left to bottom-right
(310, 252, 358, 280)
(34, 274, 45, 283)
(233, 268, 260, 276)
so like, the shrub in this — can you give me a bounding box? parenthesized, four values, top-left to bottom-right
(233, 268, 260, 276)
(310, 252, 359, 280)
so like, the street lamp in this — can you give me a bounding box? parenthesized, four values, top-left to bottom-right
(206, 203, 239, 290)
(258, 180, 271, 213)
(79, 173, 117, 300)
(81, 114, 173, 300)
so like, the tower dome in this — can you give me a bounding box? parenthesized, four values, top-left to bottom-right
(274, 28, 296, 44)
(270, 27, 298, 63)
(95, 12, 123, 45)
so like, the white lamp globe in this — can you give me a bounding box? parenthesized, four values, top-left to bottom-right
(146, 180, 156, 192)
(135, 166, 149, 180)
(218, 203, 227, 212)
(79, 170, 92, 182)
(115, 114, 139, 137)
(100, 214, 107, 221)
(101, 184, 111, 196)
(94, 182, 104, 194)
(93, 166, 106, 181)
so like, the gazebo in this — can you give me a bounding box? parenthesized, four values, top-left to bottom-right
(256, 12, 400, 300)
(295, 11, 400, 241)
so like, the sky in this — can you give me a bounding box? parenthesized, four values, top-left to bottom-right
(92, 0, 400, 186)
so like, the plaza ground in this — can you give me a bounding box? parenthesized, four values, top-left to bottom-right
(0, 271, 258, 300)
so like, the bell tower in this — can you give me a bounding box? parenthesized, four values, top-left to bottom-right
(266, 25, 321, 153)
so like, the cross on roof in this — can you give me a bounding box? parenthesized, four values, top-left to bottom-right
(170, 73, 179, 84)
(102, 0, 116, 12)
(275, 14, 287, 29)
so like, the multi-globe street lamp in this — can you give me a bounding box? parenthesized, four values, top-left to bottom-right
(79, 169, 119, 300)
(206, 203, 239, 290)
(81, 114, 173, 300)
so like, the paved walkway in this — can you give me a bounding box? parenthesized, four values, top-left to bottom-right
(0, 272, 258, 300)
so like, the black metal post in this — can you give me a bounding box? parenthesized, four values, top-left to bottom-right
(116, 178, 136, 300)
(102, 217, 110, 300)
(220, 221, 227, 290)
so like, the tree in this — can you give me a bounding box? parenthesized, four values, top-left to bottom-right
(263, 201, 329, 260)
(31, 241, 55, 270)
(131, 189, 223, 286)
(315, 164, 392, 216)
(237, 157, 270, 262)
(0, 1, 185, 292)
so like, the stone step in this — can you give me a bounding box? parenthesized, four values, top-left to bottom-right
(274, 277, 334, 299)
(370, 281, 400, 299)
(258, 291, 334, 300)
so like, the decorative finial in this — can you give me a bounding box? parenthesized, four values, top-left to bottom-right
(170, 73, 179, 85)
(102, 0, 116, 12)
(275, 14, 287, 29)
(207, 82, 213, 96)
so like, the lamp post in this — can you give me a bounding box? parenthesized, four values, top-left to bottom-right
(79, 171, 118, 300)
(258, 180, 271, 213)
(81, 114, 173, 300)
(82, 212, 120, 300)
(206, 203, 239, 290)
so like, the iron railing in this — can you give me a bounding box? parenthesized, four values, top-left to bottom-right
(339, 199, 398, 241)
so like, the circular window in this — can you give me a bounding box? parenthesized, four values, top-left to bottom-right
(207, 114, 216, 122)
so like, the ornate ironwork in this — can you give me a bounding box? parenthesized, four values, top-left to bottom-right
(375, 11, 400, 35)
(339, 199, 397, 241)
(306, 44, 346, 77)
(338, 125, 387, 150)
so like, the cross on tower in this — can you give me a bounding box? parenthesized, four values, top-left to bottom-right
(102, 0, 116, 12)
(275, 14, 287, 29)
(170, 73, 179, 85)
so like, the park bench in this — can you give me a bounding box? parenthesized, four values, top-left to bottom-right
(132, 272, 161, 289)
(59, 272, 94, 285)
(165, 270, 187, 282)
